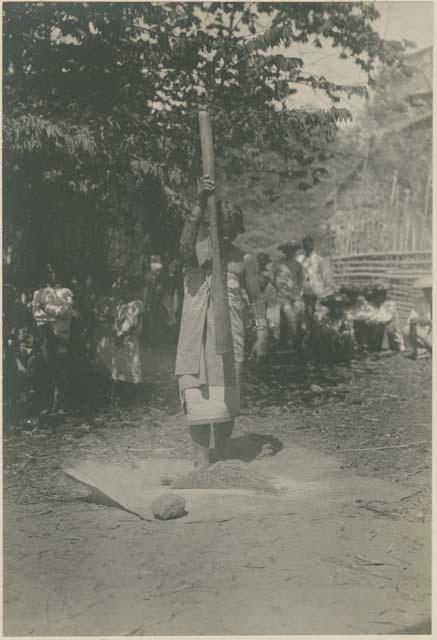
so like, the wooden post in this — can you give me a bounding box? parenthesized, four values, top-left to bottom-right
(404, 189, 408, 251)
(387, 170, 398, 251)
(346, 217, 351, 254)
(333, 169, 338, 217)
(198, 110, 231, 355)
(421, 161, 432, 249)
(361, 143, 369, 253)
(389, 170, 398, 209)
(361, 139, 370, 208)
(400, 188, 410, 251)
(423, 161, 432, 219)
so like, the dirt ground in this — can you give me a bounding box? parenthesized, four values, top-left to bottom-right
(3, 348, 432, 636)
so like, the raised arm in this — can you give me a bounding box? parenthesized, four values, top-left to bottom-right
(179, 176, 214, 260)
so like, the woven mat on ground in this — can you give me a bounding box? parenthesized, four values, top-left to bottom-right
(64, 447, 410, 524)
(64, 458, 298, 523)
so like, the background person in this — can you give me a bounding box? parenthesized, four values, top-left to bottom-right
(93, 277, 118, 385)
(313, 292, 354, 364)
(257, 252, 279, 345)
(144, 255, 164, 341)
(340, 284, 374, 351)
(273, 241, 304, 352)
(31, 264, 73, 415)
(3, 284, 35, 427)
(243, 252, 275, 352)
(403, 275, 432, 359)
(297, 235, 334, 334)
(69, 275, 96, 413)
(112, 277, 146, 402)
(363, 281, 405, 353)
(159, 256, 183, 339)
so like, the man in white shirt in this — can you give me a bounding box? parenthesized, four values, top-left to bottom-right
(297, 236, 334, 331)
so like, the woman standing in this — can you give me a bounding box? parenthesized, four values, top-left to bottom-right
(175, 177, 268, 468)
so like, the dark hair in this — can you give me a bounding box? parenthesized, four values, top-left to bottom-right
(46, 261, 68, 278)
(222, 202, 245, 234)
(302, 235, 314, 245)
(257, 252, 271, 269)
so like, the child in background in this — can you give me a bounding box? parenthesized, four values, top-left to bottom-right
(313, 292, 354, 364)
(112, 277, 145, 403)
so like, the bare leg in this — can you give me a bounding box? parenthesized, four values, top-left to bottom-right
(279, 307, 289, 348)
(408, 324, 430, 358)
(213, 421, 234, 461)
(385, 320, 406, 352)
(409, 323, 418, 357)
(282, 304, 297, 336)
(190, 424, 211, 468)
(283, 302, 303, 353)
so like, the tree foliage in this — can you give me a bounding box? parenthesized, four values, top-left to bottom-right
(3, 2, 409, 276)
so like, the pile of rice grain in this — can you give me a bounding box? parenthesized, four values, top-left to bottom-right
(170, 460, 276, 492)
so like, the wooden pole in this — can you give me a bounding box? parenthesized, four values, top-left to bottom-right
(403, 189, 408, 251)
(421, 161, 432, 249)
(400, 188, 410, 251)
(389, 170, 398, 209)
(198, 110, 231, 355)
(361, 148, 368, 254)
(333, 169, 338, 217)
(387, 170, 398, 251)
(361, 140, 369, 209)
(423, 161, 432, 219)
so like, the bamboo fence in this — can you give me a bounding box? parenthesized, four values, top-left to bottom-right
(332, 250, 432, 321)
(329, 154, 432, 322)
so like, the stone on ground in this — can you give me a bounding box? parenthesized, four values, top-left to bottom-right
(151, 493, 186, 520)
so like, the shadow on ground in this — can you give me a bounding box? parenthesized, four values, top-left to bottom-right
(225, 433, 284, 462)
